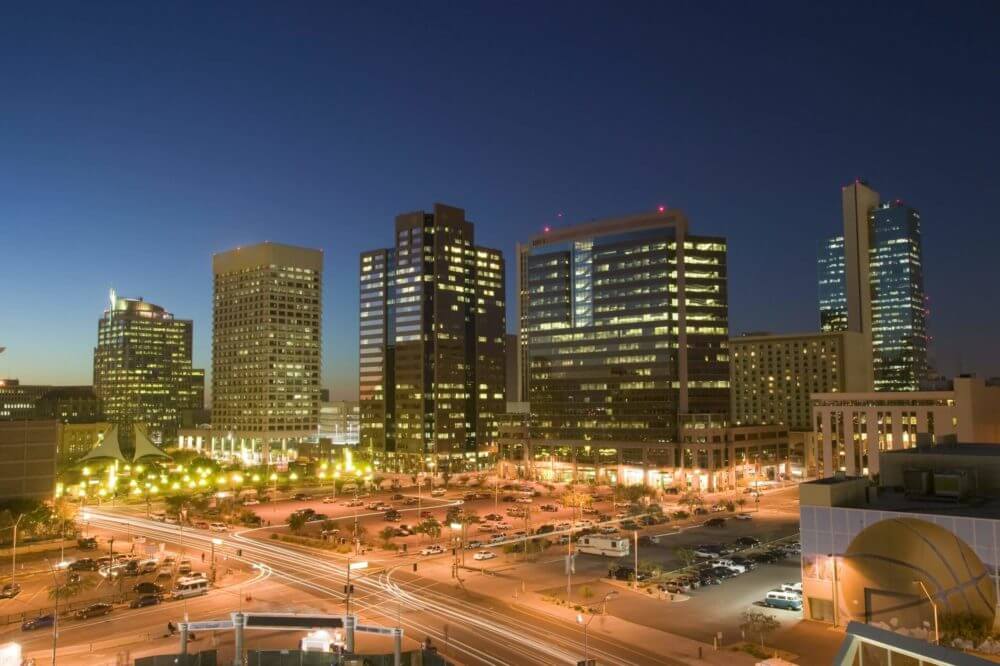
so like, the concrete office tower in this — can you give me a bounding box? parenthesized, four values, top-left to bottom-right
(212, 242, 322, 462)
(730, 331, 872, 431)
(518, 209, 729, 445)
(505, 333, 520, 403)
(359, 204, 505, 474)
(93, 293, 203, 450)
(818, 181, 929, 390)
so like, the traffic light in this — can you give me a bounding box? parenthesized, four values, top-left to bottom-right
(412, 563, 417, 572)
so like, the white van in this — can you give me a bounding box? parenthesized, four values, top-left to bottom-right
(173, 576, 209, 599)
(781, 582, 803, 595)
(765, 590, 802, 611)
(209, 522, 228, 532)
(151, 511, 166, 522)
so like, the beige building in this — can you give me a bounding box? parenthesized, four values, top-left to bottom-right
(730, 330, 872, 431)
(210, 242, 323, 463)
(810, 376, 1000, 477)
(0, 420, 58, 501)
(57, 421, 110, 465)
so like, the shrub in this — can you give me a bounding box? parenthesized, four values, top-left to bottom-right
(940, 612, 993, 645)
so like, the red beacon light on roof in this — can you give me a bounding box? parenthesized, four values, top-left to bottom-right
(543, 226, 551, 233)
(657, 205, 666, 213)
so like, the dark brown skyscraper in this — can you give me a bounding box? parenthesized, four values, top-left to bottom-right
(360, 204, 505, 474)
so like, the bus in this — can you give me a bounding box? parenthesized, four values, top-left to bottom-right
(172, 576, 210, 599)
(576, 535, 630, 557)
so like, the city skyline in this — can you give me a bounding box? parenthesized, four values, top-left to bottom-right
(3, 3, 999, 396)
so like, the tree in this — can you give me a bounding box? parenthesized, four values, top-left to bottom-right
(674, 547, 698, 568)
(288, 512, 308, 534)
(679, 492, 705, 513)
(379, 526, 397, 547)
(736, 497, 748, 512)
(740, 609, 780, 648)
(418, 518, 442, 541)
(48, 573, 95, 603)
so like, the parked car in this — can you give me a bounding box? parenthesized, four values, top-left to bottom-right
(541, 504, 559, 512)
(209, 522, 228, 532)
(473, 551, 497, 561)
(710, 504, 728, 513)
(134, 581, 164, 595)
(0, 583, 21, 599)
(535, 524, 555, 535)
(391, 494, 404, 501)
(75, 602, 113, 619)
(344, 499, 364, 507)
(501, 495, 516, 503)
(465, 540, 483, 549)
(293, 493, 310, 501)
(707, 565, 738, 579)
(384, 510, 402, 522)
(402, 497, 418, 505)
(620, 520, 640, 531)
(734, 536, 761, 548)
(693, 507, 709, 515)
(420, 545, 444, 556)
(729, 556, 757, 570)
(696, 571, 721, 586)
(712, 559, 747, 574)
(703, 517, 726, 528)
(430, 489, 446, 497)
(69, 558, 99, 572)
(733, 513, 752, 521)
(77, 537, 99, 550)
(515, 497, 533, 504)
(130, 594, 161, 609)
(781, 582, 803, 595)
(608, 566, 650, 582)
(581, 507, 599, 515)
(178, 559, 192, 574)
(243, 498, 260, 506)
(139, 559, 159, 574)
(22, 614, 54, 631)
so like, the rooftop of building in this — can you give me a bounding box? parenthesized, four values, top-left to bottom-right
(730, 329, 859, 343)
(525, 208, 690, 247)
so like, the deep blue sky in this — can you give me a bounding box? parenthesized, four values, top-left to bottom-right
(2, 2, 998, 398)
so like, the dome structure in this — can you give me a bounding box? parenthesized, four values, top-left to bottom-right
(837, 517, 996, 627)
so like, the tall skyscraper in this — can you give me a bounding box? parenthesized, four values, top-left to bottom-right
(818, 181, 929, 391)
(212, 242, 322, 461)
(359, 203, 505, 474)
(818, 236, 847, 332)
(518, 209, 729, 445)
(93, 292, 203, 449)
(868, 201, 928, 390)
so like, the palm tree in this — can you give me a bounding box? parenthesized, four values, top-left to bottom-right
(288, 512, 308, 534)
(679, 491, 705, 513)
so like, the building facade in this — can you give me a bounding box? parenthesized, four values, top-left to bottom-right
(818, 181, 929, 391)
(518, 209, 729, 446)
(0, 420, 58, 501)
(93, 293, 203, 450)
(319, 400, 359, 445)
(801, 446, 1000, 640)
(498, 411, 788, 491)
(211, 242, 323, 463)
(0, 381, 103, 423)
(730, 330, 872, 431)
(810, 376, 1000, 477)
(359, 204, 506, 473)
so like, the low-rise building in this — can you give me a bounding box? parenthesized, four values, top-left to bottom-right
(57, 421, 111, 465)
(497, 408, 789, 492)
(0, 420, 58, 501)
(810, 375, 1000, 477)
(801, 444, 1000, 635)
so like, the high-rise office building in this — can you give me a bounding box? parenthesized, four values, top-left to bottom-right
(359, 203, 505, 473)
(93, 293, 203, 449)
(818, 181, 928, 391)
(818, 236, 847, 332)
(868, 201, 928, 391)
(518, 209, 729, 445)
(730, 330, 872, 431)
(212, 242, 322, 461)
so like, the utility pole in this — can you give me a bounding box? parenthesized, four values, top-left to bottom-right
(633, 530, 639, 591)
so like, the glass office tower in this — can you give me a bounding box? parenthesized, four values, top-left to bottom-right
(818, 236, 848, 332)
(518, 210, 729, 445)
(93, 293, 204, 449)
(817, 183, 928, 391)
(868, 201, 928, 391)
(360, 203, 506, 473)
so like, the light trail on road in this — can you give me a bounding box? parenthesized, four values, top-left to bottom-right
(84, 508, 647, 666)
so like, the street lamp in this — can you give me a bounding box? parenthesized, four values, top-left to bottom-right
(9, 513, 25, 589)
(211, 538, 222, 582)
(576, 591, 617, 665)
(914, 580, 939, 644)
